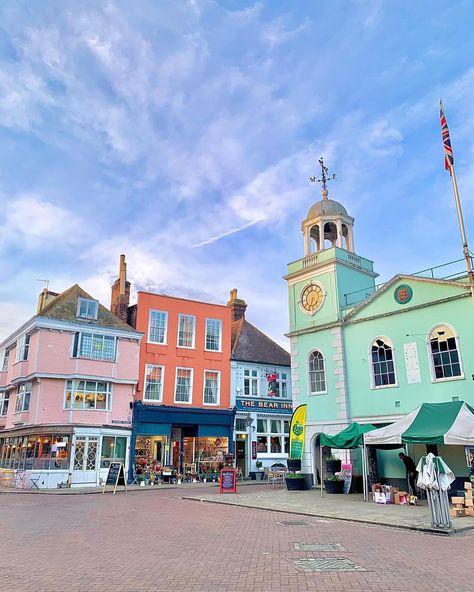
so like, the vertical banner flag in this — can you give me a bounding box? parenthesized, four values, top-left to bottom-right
(440, 100, 454, 171)
(289, 404, 307, 460)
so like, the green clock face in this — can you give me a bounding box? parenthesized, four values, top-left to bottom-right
(301, 283, 324, 314)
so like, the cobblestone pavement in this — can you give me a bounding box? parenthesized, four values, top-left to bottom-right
(1, 485, 473, 592)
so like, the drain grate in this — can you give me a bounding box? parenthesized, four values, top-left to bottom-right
(293, 542, 346, 552)
(293, 558, 365, 572)
(277, 520, 310, 527)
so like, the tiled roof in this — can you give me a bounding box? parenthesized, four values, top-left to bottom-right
(231, 318, 290, 367)
(37, 284, 136, 332)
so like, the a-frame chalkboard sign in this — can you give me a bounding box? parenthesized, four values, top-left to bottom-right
(102, 462, 128, 494)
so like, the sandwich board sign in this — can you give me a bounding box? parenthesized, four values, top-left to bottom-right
(102, 462, 128, 494)
(219, 468, 237, 494)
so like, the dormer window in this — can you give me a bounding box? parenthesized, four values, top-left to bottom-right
(77, 298, 99, 320)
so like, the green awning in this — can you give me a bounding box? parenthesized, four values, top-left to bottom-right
(320, 422, 376, 449)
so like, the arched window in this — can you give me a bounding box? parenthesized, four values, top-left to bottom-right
(371, 338, 396, 387)
(429, 325, 462, 380)
(308, 351, 326, 394)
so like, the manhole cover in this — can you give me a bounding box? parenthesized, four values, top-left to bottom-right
(293, 543, 346, 552)
(293, 558, 365, 572)
(277, 520, 310, 526)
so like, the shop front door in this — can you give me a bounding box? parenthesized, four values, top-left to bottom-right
(236, 438, 247, 477)
(71, 436, 99, 486)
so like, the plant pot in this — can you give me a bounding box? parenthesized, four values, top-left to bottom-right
(326, 459, 341, 474)
(324, 479, 344, 494)
(287, 459, 301, 472)
(285, 477, 306, 491)
(255, 472, 263, 481)
(139, 481, 145, 487)
(177, 479, 182, 485)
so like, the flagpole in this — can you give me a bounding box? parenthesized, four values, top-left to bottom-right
(448, 164, 474, 300)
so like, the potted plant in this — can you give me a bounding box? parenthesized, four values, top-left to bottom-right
(287, 458, 302, 472)
(255, 460, 264, 480)
(285, 472, 306, 491)
(176, 473, 182, 485)
(326, 454, 341, 474)
(324, 473, 344, 494)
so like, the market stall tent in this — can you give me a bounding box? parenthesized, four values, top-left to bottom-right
(363, 401, 474, 446)
(320, 422, 376, 448)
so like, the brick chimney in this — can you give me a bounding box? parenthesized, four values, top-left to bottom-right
(227, 288, 247, 321)
(111, 254, 131, 323)
(37, 288, 59, 313)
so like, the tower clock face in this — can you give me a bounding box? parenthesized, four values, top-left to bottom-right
(301, 283, 324, 314)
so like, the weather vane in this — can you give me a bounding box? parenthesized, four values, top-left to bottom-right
(310, 157, 336, 192)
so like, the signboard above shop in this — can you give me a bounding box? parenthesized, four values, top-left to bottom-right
(236, 399, 293, 414)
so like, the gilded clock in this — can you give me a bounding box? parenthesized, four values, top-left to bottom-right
(301, 283, 324, 314)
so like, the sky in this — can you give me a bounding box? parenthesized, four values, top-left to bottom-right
(1, 1, 474, 348)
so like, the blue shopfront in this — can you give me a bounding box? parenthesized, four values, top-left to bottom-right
(130, 402, 236, 481)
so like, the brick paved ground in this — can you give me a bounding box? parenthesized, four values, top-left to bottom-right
(1, 485, 473, 592)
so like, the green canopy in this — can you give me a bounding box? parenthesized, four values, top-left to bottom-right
(320, 422, 377, 449)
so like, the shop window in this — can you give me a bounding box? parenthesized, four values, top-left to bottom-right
(205, 319, 222, 351)
(101, 436, 127, 468)
(0, 434, 70, 470)
(308, 351, 326, 394)
(174, 367, 193, 403)
(144, 365, 164, 402)
(0, 349, 9, 372)
(256, 419, 289, 455)
(15, 382, 31, 413)
(65, 380, 111, 411)
(0, 392, 9, 416)
(429, 325, 463, 380)
(76, 297, 99, 320)
(177, 314, 195, 348)
(148, 310, 168, 344)
(203, 370, 220, 405)
(244, 368, 259, 396)
(14, 334, 30, 363)
(370, 337, 396, 387)
(72, 332, 116, 362)
(235, 418, 248, 432)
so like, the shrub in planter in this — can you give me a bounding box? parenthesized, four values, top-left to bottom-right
(287, 458, 302, 472)
(254, 460, 264, 481)
(285, 472, 306, 491)
(324, 474, 344, 494)
(325, 455, 341, 474)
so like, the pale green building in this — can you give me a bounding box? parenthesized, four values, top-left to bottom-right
(285, 183, 474, 487)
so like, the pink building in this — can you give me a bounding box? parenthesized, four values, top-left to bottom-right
(0, 283, 142, 488)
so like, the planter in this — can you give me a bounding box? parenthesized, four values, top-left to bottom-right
(255, 472, 263, 481)
(326, 459, 341, 474)
(285, 477, 306, 491)
(324, 479, 344, 494)
(287, 459, 302, 472)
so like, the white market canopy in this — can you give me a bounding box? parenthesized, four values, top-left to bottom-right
(363, 401, 474, 446)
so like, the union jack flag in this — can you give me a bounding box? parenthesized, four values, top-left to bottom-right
(440, 100, 454, 171)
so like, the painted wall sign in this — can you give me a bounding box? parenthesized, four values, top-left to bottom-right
(403, 342, 421, 384)
(394, 284, 413, 305)
(252, 441, 257, 460)
(236, 399, 293, 414)
(111, 420, 132, 425)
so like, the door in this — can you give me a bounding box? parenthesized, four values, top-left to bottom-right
(71, 436, 99, 486)
(236, 438, 247, 477)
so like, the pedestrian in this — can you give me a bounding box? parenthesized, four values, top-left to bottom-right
(399, 452, 418, 494)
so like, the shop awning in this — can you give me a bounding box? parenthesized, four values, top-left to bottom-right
(198, 425, 232, 438)
(320, 422, 377, 449)
(364, 401, 474, 446)
(137, 423, 172, 436)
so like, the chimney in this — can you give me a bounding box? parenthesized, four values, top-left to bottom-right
(111, 254, 131, 323)
(37, 288, 59, 313)
(227, 288, 247, 322)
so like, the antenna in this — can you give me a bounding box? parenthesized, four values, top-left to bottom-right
(36, 279, 50, 290)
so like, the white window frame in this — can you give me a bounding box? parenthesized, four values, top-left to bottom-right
(14, 334, 30, 363)
(174, 367, 193, 404)
(177, 314, 196, 349)
(203, 369, 221, 406)
(0, 349, 9, 372)
(427, 323, 464, 383)
(369, 336, 398, 390)
(148, 310, 168, 345)
(144, 364, 165, 403)
(15, 382, 32, 413)
(308, 350, 327, 395)
(275, 371, 289, 399)
(0, 391, 9, 416)
(73, 332, 117, 362)
(64, 379, 112, 411)
(243, 368, 259, 397)
(76, 297, 99, 320)
(256, 418, 290, 456)
(205, 318, 222, 352)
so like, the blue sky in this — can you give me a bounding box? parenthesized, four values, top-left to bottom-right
(1, 1, 474, 347)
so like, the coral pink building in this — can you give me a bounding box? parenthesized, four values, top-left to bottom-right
(0, 282, 142, 488)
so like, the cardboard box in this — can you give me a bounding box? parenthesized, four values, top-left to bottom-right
(450, 508, 466, 518)
(464, 482, 472, 490)
(466, 508, 474, 517)
(465, 498, 473, 507)
(451, 496, 465, 504)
